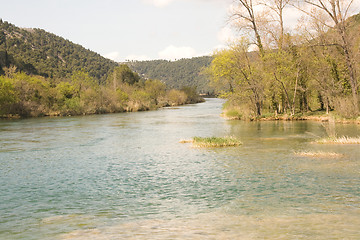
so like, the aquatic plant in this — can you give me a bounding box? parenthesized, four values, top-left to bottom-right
(315, 136, 360, 144)
(181, 136, 242, 148)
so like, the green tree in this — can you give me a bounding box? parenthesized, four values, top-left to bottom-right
(0, 76, 17, 115)
(107, 64, 140, 90)
(144, 79, 166, 105)
(71, 70, 96, 98)
(209, 39, 264, 117)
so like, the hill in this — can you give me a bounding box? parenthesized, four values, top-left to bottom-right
(0, 19, 118, 83)
(127, 56, 214, 94)
(0, 20, 204, 118)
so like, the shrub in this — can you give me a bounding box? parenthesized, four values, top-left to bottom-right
(166, 89, 187, 106)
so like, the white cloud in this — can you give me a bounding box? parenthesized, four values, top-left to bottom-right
(124, 54, 151, 61)
(104, 51, 122, 62)
(217, 26, 236, 44)
(158, 45, 198, 60)
(143, 0, 231, 8)
(104, 52, 151, 62)
(142, 0, 174, 7)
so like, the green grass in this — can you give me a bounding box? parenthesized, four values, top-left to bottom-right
(315, 136, 360, 144)
(224, 109, 243, 120)
(184, 136, 242, 148)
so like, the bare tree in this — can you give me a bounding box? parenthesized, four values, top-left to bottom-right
(296, 0, 358, 112)
(260, 0, 292, 49)
(230, 0, 266, 57)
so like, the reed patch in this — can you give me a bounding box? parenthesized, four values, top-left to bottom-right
(180, 136, 242, 148)
(315, 136, 360, 144)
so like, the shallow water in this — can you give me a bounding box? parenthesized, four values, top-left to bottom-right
(0, 98, 359, 239)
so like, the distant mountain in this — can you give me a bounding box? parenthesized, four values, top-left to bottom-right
(127, 56, 214, 94)
(0, 19, 118, 83)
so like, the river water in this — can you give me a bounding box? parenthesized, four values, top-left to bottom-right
(0, 98, 359, 239)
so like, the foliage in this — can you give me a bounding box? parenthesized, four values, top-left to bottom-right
(0, 76, 17, 114)
(0, 20, 118, 83)
(107, 65, 140, 89)
(207, 9, 360, 119)
(0, 20, 205, 118)
(0, 69, 202, 117)
(166, 89, 187, 106)
(128, 56, 214, 94)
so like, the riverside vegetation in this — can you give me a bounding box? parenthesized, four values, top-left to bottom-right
(0, 66, 203, 118)
(207, 2, 360, 121)
(0, 20, 203, 118)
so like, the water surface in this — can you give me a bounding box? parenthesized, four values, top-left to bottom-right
(1, 98, 359, 239)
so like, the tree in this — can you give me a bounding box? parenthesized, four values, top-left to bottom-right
(259, 0, 292, 49)
(144, 79, 166, 105)
(209, 39, 264, 116)
(297, 0, 358, 113)
(71, 70, 96, 98)
(0, 76, 16, 115)
(230, 0, 266, 57)
(107, 64, 140, 90)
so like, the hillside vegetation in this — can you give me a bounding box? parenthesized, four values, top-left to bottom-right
(128, 56, 214, 94)
(0, 19, 117, 83)
(0, 20, 203, 118)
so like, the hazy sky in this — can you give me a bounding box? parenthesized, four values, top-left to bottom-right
(1, 0, 359, 62)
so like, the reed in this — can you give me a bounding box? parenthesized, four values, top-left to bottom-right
(190, 136, 242, 148)
(315, 136, 360, 144)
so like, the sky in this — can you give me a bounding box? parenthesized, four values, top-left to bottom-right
(1, 0, 359, 62)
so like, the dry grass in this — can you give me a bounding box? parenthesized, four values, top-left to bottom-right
(295, 151, 344, 158)
(315, 136, 360, 144)
(180, 136, 242, 148)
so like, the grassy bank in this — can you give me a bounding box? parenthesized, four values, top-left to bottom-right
(222, 108, 360, 124)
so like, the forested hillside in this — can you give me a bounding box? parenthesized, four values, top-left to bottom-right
(0, 20, 203, 118)
(128, 56, 214, 94)
(0, 19, 118, 83)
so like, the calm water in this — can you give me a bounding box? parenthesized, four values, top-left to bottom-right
(1, 98, 359, 239)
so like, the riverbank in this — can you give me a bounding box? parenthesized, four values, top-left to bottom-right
(0, 97, 205, 119)
(258, 115, 360, 124)
(0, 71, 204, 119)
(223, 110, 360, 124)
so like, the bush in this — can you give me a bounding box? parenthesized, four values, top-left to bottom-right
(166, 89, 187, 106)
(0, 76, 17, 115)
(62, 98, 83, 115)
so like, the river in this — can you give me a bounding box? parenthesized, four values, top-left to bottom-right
(1, 98, 359, 239)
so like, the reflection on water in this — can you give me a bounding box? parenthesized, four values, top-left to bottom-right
(0, 99, 359, 239)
